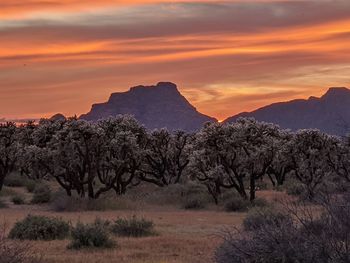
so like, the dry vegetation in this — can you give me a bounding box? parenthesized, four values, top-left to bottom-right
(0, 185, 287, 263)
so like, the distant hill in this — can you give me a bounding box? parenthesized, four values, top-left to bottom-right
(80, 82, 216, 131)
(225, 87, 350, 135)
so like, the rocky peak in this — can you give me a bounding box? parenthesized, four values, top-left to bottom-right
(80, 82, 216, 131)
(322, 87, 350, 100)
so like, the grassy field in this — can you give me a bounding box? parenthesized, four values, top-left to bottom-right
(0, 186, 287, 263)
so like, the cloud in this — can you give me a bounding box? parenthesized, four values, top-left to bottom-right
(1, 1, 350, 119)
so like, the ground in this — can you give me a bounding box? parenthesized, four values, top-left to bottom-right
(0, 186, 286, 263)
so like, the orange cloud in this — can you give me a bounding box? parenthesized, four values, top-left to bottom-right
(1, 1, 350, 120)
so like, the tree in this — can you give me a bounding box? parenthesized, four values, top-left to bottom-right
(0, 122, 19, 191)
(266, 131, 295, 187)
(191, 118, 282, 203)
(95, 116, 146, 197)
(17, 118, 67, 180)
(327, 136, 350, 183)
(49, 118, 104, 198)
(290, 130, 338, 200)
(139, 129, 191, 186)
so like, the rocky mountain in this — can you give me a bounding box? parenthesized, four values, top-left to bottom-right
(225, 87, 350, 135)
(80, 82, 216, 131)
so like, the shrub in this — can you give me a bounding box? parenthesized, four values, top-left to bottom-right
(50, 191, 133, 212)
(250, 197, 269, 208)
(25, 181, 37, 193)
(182, 195, 207, 210)
(12, 195, 25, 205)
(215, 194, 350, 263)
(0, 187, 16, 197)
(31, 185, 51, 204)
(243, 206, 292, 231)
(285, 180, 305, 196)
(4, 173, 26, 187)
(9, 215, 70, 241)
(111, 216, 155, 237)
(0, 199, 7, 208)
(68, 219, 115, 249)
(224, 195, 250, 212)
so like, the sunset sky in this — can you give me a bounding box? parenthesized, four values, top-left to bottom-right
(1, 0, 350, 121)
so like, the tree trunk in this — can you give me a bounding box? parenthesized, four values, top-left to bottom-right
(0, 174, 4, 191)
(249, 176, 256, 201)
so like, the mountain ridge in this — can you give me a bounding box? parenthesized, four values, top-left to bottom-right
(224, 87, 350, 135)
(80, 82, 217, 131)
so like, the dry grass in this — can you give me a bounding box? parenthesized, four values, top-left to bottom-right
(0, 187, 286, 263)
(0, 206, 245, 263)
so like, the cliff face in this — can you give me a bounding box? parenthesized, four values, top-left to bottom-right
(225, 87, 350, 136)
(80, 82, 216, 131)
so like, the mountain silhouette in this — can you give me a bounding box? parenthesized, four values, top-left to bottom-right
(225, 87, 350, 135)
(80, 82, 216, 131)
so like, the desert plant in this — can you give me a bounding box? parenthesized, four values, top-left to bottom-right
(250, 197, 270, 208)
(50, 191, 133, 212)
(11, 195, 25, 205)
(4, 173, 26, 187)
(68, 219, 115, 249)
(224, 195, 250, 212)
(285, 180, 306, 196)
(111, 216, 155, 237)
(9, 215, 70, 241)
(31, 185, 51, 204)
(24, 181, 36, 193)
(215, 194, 350, 263)
(0, 199, 7, 208)
(182, 195, 207, 210)
(243, 206, 292, 231)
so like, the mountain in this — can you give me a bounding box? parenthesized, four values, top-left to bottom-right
(80, 82, 216, 131)
(225, 87, 350, 135)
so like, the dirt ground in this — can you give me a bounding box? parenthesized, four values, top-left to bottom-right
(0, 187, 286, 263)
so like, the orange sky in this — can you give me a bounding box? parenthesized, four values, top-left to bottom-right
(1, 0, 350, 120)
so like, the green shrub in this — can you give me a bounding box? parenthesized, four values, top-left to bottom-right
(224, 195, 250, 212)
(9, 215, 70, 240)
(4, 173, 26, 187)
(68, 219, 115, 249)
(12, 195, 25, 205)
(111, 216, 155, 237)
(31, 185, 51, 204)
(243, 206, 292, 231)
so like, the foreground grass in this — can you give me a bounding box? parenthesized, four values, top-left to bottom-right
(0, 189, 286, 263)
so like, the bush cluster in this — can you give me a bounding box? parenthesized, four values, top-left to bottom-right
(111, 216, 155, 237)
(0, 199, 7, 208)
(9, 215, 70, 241)
(243, 206, 292, 231)
(31, 185, 51, 204)
(12, 195, 25, 205)
(215, 194, 350, 263)
(224, 195, 251, 212)
(68, 219, 115, 249)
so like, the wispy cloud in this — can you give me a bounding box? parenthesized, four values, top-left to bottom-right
(1, 0, 350, 119)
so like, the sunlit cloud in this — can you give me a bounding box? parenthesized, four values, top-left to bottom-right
(1, 0, 350, 120)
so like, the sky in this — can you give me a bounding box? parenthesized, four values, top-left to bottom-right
(1, 0, 350, 121)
